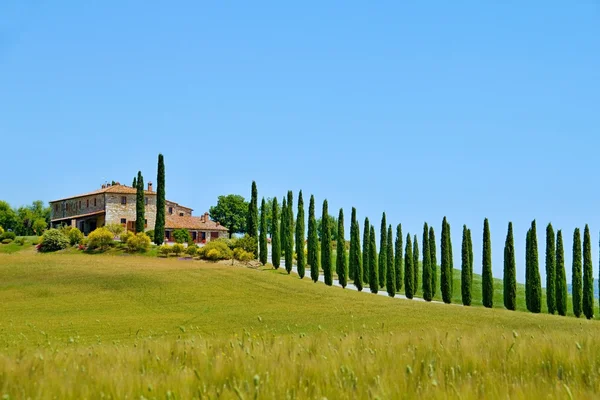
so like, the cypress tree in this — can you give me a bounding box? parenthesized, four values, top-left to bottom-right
(555, 230, 567, 316)
(247, 181, 259, 257)
(369, 226, 378, 293)
(271, 197, 281, 269)
(572, 228, 583, 318)
(378, 212, 387, 288)
(467, 228, 473, 281)
(441, 217, 452, 304)
(422, 223, 432, 301)
(429, 227, 437, 297)
(285, 191, 294, 274)
(362, 218, 370, 284)
(461, 225, 472, 306)
(259, 198, 268, 265)
(132, 176, 137, 188)
(154, 154, 166, 245)
(280, 198, 287, 264)
(525, 228, 531, 311)
(448, 222, 454, 296)
(349, 208, 363, 291)
(413, 235, 419, 295)
(336, 208, 348, 288)
(545, 223, 556, 314)
(321, 200, 333, 286)
(296, 191, 305, 278)
(482, 218, 493, 308)
(386, 225, 395, 297)
(135, 171, 145, 233)
(582, 224, 594, 319)
(404, 233, 414, 299)
(307, 195, 319, 282)
(395, 224, 403, 291)
(528, 220, 542, 313)
(503, 222, 516, 311)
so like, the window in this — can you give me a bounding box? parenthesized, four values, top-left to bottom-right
(94, 198, 97, 206)
(54, 204, 58, 212)
(120, 218, 126, 224)
(165, 231, 171, 239)
(79, 200, 81, 209)
(87, 199, 89, 208)
(179, 212, 184, 217)
(169, 207, 173, 214)
(145, 197, 148, 205)
(121, 196, 127, 205)
(144, 219, 147, 227)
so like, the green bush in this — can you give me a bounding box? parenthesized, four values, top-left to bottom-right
(87, 227, 115, 250)
(145, 230, 155, 242)
(68, 228, 84, 246)
(38, 229, 69, 252)
(186, 245, 198, 256)
(104, 223, 124, 237)
(173, 229, 192, 244)
(158, 244, 171, 257)
(233, 234, 258, 254)
(0, 226, 4, 236)
(120, 231, 133, 244)
(15, 237, 26, 246)
(198, 240, 233, 261)
(1, 231, 16, 241)
(172, 243, 185, 256)
(2, 238, 13, 244)
(126, 232, 151, 253)
(233, 247, 254, 262)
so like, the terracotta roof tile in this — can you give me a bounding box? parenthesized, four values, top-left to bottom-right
(50, 184, 156, 202)
(165, 215, 228, 231)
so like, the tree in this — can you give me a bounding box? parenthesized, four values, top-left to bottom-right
(173, 228, 191, 244)
(503, 222, 516, 311)
(378, 213, 387, 289)
(441, 217, 452, 304)
(209, 194, 248, 238)
(317, 215, 338, 241)
(307, 195, 319, 282)
(525, 229, 531, 311)
(482, 218, 493, 308)
(461, 225, 472, 306)
(296, 191, 305, 279)
(404, 233, 414, 299)
(285, 191, 294, 274)
(583, 224, 594, 319)
(429, 226, 437, 297)
(467, 228, 473, 286)
(154, 154, 166, 245)
(32, 218, 47, 235)
(135, 171, 145, 233)
(413, 235, 419, 295)
(271, 197, 281, 269)
(545, 223, 556, 314)
(259, 198, 268, 265)
(280, 198, 287, 259)
(555, 230, 567, 316)
(321, 200, 332, 286)
(349, 207, 362, 291)
(395, 224, 403, 291)
(572, 228, 582, 318)
(263, 198, 281, 238)
(386, 225, 395, 297)
(362, 218, 370, 284)
(337, 208, 347, 288)
(528, 220, 542, 313)
(246, 181, 259, 257)
(422, 223, 432, 301)
(369, 226, 378, 293)
(0, 201, 19, 232)
(132, 176, 137, 189)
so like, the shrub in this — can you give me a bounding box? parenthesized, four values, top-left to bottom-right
(87, 227, 115, 250)
(234, 247, 254, 262)
(198, 240, 233, 261)
(145, 230, 155, 242)
(68, 228, 84, 246)
(233, 234, 258, 254)
(172, 243, 185, 256)
(158, 244, 171, 257)
(173, 229, 192, 244)
(38, 229, 69, 252)
(15, 237, 26, 246)
(104, 223, 124, 237)
(1, 231, 16, 241)
(0, 226, 4, 236)
(127, 232, 151, 253)
(186, 245, 198, 256)
(120, 231, 133, 244)
(2, 238, 13, 244)
(58, 225, 72, 235)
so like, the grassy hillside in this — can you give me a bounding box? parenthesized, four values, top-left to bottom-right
(0, 252, 597, 398)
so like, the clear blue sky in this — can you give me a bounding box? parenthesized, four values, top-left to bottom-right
(1, 1, 599, 284)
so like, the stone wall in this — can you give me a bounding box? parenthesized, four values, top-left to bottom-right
(165, 200, 193, 217)
(50, 195, 105, 221)
(105, 194, 157, 232)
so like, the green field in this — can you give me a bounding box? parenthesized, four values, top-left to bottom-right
(0, 251, 598, 399)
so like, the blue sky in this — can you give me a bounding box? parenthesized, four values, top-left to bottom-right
(1, 1, 599, 284)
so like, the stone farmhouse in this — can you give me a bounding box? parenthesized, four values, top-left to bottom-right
(49, 182, 228, 242)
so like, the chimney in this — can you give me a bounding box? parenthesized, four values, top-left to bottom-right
(102, 184, 106, 189)
(204, 212, 209, 222)
(148, 182, 153, 192)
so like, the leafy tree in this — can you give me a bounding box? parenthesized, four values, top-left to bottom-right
(555, 230, 567, 316)
(503, 222, 516, 310)
(321, 200, 333, 286)
(154, 154, 166, 245)
(172, 228, 191, 244)
(395, 224, 403, 291)
(545, 223, 556, 314)
(404, 233, 414, 299)
(482, 218, 493, 308)
(349, 207, 362, 291)
(296, 191, 305, 278)
(441, 217, 452, 304)
(362, 218, 370, 284)
(528, 220, 542, 313)
(307, 195, 319, 282)
(135, 171, 145, 233)
(413, 235, 419, 295)
(583, 224, 594, 319)
(246, 181, 259, 257)
(386, 225, 395, 297)
(336, 208, 347, 288)
(461, 225, 472, 306)
(572, 228, 582, 318)
(209, 194, 248, 238)
(285, 191, 294, 274)
(369, 226, 378, 293)
(422, 223, 432, 301)
(259, 198, 268, 265)
(32, 218, 47, 235)
(271, 197, 281, 269)
(429, 226, 437, 297)
(378, 212, 387, 289)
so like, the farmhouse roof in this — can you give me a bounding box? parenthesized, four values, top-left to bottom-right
(165, 214, 228, 232)
(50, 184, 156, 203)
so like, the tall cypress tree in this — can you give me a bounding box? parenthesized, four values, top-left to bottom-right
(467, 228, 473, 283)
(503, 222, 516, 311)
(362, 218, 370, 284)
(395, 224, 403, 291)
(448, 222, 454, 296)
(441, 217, 452, 304)
(545, 223, 556, 314)
(135, 171, 145, 233)
(378, 212, 387, 288)
(525, 228, 531, 311)
(296, 191, 305, 278)
(482, 218, 493, 308)
(349, 208, 362, 291)
(154, 154, 166, 245)
(555, 230, 567, 316)
(307, 195, 319, 282)
(422, 223, 432, 301)
(386, 225, 395, 297)
(429, 227, 437, 297)
(321, 200, 332, 286)
(285, 191, 294, 274)
(247, 181, 259, 257)
(280, 198, 287, 264)
(404, 233, 414, 299)
(413, 235, 419, 295)
(461, 225, 472, 306)
(529, 220, 542, 313)
(132, 176, 137, 189)
(348, 208, 356, 282)
(369, 226, 378, 293)
(582, 224, 594, 319)
(259, 198, 268, 265)
(337, 208, 348, 288)
(271, 197, 281, 269)
(572, 228, 583, 318)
